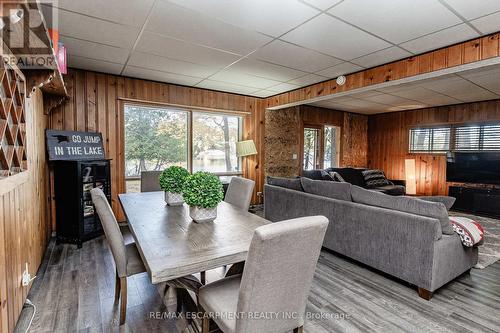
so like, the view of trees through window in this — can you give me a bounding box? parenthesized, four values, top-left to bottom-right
(324, 126, 338, 168)
(303, 127, 320, 170)
(124, 105, 241, 192)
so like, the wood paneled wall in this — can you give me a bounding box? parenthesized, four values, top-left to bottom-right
(265, 32, 500, 109)
(368, 99, 500, 195)
(0, 89, 51, 333)
(48, 68, 265, 223)
(265, 105, 368, 178)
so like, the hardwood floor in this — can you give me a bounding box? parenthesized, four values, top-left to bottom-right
(15, 233, 500, 333)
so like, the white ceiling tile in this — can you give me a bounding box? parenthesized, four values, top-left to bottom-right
(209, 70, 281, 89)
(351, 47, 412, 68)
(461, 76, 500, 95)
(418, 76, 499, 102)
(315, 62, 363, 78)
(329, 0, 462, 44)
(195, 80, 260, 95)
(251, 40, 343, 73)
(281, 14, 391, 60)
(443, 0, 500, 20)
(128, 52, 218, 78)
(61, 36, 129, 64)
(57, 0, 155, 27)
(166, 0, 319, 37)
(267, 82, 302, 93)
(399, 24, 479, 54)
(301, 0, 343, 10)
(362, 93, 414, 105)
(228, 59, 306, 82)
(288, 74, 328, 86)
(123, 66, 202, 86)
(136, 32, 240, 68)
(145, 1, 272, 55)
(250, 90, 277, 97)
(470, 11, 500, 35)
(59, 11, 140, 49)
(68, 55, 123, 75)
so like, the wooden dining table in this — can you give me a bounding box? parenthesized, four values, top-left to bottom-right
(118, 191, 269, 284)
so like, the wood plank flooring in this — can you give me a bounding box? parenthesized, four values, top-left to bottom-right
(15, 232, 500, 333)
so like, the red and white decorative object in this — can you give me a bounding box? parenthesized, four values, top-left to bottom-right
(449, 216, 484, 247)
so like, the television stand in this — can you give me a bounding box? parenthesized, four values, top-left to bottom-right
(448, 185, 500, 219)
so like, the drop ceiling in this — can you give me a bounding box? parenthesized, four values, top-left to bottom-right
(308, 63, 500, 114)
(47, 0, 500, 97)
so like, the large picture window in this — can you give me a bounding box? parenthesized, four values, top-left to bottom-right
(124, 104, 242, 192)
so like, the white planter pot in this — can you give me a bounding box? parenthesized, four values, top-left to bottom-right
(189, 206, 217, 223)
(165, 192, 184, 206)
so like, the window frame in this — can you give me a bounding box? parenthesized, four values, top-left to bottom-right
(123, 102, 244, 183)
(301, 123, 341, 171)
(408, 122, 500, 154)
(408, 126, 451, 154)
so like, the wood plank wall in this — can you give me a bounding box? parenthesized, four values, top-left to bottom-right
(0, 89, 51, 333)
(48, 68, 265, 223)
(368, 99, 500, 195)
(265, 33, 500, 108)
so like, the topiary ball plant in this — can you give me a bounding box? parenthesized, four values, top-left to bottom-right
(182, 171, 224, 209)
(159, 166, 190, 193)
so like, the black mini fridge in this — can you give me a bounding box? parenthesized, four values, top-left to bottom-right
(53, 159, 111, 247)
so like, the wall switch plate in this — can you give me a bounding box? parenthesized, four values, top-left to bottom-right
(292, 154, 297, 160)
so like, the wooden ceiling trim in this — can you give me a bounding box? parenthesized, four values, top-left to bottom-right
(265, 32, 500, 110)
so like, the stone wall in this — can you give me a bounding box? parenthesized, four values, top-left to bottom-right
(264, 107, 301, 178)
(264, 105, 368, 178)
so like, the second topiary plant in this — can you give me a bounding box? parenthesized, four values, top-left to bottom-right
(159, 166, 190, 206)
(182, 171, 224, 223)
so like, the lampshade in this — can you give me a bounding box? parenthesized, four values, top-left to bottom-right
(236, 140, 257, 157)
(405, 158, 417, 195)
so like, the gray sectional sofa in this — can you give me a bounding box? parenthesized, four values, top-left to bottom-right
(264, 177, 479, 299)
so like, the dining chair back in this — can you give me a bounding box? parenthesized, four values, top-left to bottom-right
(140, 171, 162, 192)
(236, 216, 328, 333)
(91, 188, 127, 277)
(224, 177, 255, 211)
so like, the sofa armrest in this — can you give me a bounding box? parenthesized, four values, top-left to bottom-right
(389, 179, 406, 186)
(418, 196, 456, 211)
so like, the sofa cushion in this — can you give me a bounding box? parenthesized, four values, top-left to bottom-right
(371, 184, 406, 196)
(328, 171, 346, 182)
(419, 196, 456, 211)
(302, 169, 334, 181)
(351, 185, 454, 235)
(327, 167, 367, 187)
(266, 176, 303, 191)
(362, 169, 391, 188)
(300, 177, 351, 201)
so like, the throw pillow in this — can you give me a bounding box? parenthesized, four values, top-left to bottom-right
(300, 177, 351, 201)
(266, 176, 303, 191)
(362, 169, 391, 188)
(351, 185, 454, 235)
(329, 171, 346, 182)
(449, 216, 484, 247)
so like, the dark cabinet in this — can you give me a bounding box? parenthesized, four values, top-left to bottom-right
(54, 159, 111, 247)
(449, 186, 500, 219)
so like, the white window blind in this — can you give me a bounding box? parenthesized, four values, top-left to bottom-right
(409, 127, 450, 153)
(455, 124, 500, 151)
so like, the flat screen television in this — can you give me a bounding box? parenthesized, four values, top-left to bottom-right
(446, 152, 500, 184)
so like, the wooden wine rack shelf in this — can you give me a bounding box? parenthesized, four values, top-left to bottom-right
(0, 61, 26, 178)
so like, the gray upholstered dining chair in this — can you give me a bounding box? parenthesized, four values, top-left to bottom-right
(199, 215, 328, 333)
(224, 177, 255, 211)
(91, 188, 201, 326)
(140, 170, 162, 192)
